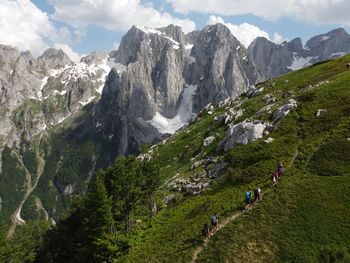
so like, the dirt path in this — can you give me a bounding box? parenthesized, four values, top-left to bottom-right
(8, 143, 46, 237)
(191, 140, 302, 262)
(190, 200, 263, 263)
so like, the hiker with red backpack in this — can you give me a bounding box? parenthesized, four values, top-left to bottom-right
(276, 162, 284, 180)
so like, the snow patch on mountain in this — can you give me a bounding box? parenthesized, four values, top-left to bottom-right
(149, 84, 197, 134)
(136, 25, 180, 47)
(287, 54, 314, 70)
(329, 52, 346, 58)
(79, 96, 96, 106)
(136, 26, 162, 35)
(95, 57, 127, 94)
(37, 76, 49, 100)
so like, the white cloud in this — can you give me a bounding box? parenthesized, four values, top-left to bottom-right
(49, 0, 196, 33)
(0, 0, 53, 56)
(167, 0, 350, 26)
(0, 0, 82, 61)
(207, 16, 270, 47)
(272, 32, 288, 44)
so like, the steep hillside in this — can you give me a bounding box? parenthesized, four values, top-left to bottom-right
(2, 25, 350, 233)
(22, 55, 350, 263)
(116, 55, 350, 263)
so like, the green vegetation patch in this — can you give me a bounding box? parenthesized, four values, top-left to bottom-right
(0, 147, 26, 224)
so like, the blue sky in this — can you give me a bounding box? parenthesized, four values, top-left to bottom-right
(1, 0, 349, 61)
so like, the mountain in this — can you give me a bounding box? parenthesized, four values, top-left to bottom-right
(1, 24, 350, 234)
(248, 27, 350, 79)
(248, 37, 303, 79)
(3, 54, 348, 262)
(0, 45, 117, 227)
(91, 23, 261, 159)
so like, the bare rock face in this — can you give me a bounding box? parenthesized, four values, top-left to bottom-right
(187, 24, 262, 112)
(305, 28, 350, 61)
(248, 28, 350, 80)
(92, 23, 261, 158)
(248, 37, 303, 80)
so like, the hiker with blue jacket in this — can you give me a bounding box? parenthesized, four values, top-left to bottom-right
(245, 191, 252, 204)
(211, 213, 219, 232)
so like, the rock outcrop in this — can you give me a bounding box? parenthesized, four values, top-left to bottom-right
(218, 120, 268, 151)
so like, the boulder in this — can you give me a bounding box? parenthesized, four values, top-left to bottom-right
(262, 94, 276, 104)
(256, 104, 274, 115)
(190, 160, 204, 170)
(316, 109, 327, 116)
(272, 99, 297, 122)
(264, 137, 274, 143)
(303, 80, 329, 91)
(164, 194, 176, 205)
(248, 87, 264, 98)
(136, 153, 152, 161)
(208, 159, 229, 178)
(203, 135, 216, 147)
(218, 120, 268, 151)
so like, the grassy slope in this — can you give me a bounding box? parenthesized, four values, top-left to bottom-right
(120, 55, 350, 262)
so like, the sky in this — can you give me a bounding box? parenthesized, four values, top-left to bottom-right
(1, 0, 350, 62)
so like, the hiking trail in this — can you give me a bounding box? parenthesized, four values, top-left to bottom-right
(190, 140, 301, 262)
(190, 201, 262, 263)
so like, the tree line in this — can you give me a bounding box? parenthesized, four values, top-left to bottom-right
(0, 155, 160, 262)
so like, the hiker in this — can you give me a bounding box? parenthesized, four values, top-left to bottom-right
(271, 172, 277, 183)
(211, 214, 219, 232)
(347, 63, 350, 69)
(254, 187, 261, 201)
(245, 191, 252, 204)
(276, 162, 284, 178)
(201, 223, 209, 238)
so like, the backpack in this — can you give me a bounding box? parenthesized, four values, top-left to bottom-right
(211, 216, 217, 224)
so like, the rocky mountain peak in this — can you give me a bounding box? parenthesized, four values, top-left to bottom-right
(325, 27, 347, 36)
(157, 24, 186, 44)
(188, 23, 261, 112)
(288, 37, 303, 51)
(305, 27, 350, 61)
(38, 48, 73, 69)
(80, 51, 107, 65)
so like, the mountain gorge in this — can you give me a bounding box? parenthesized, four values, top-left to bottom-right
(0, 23, 350, 236)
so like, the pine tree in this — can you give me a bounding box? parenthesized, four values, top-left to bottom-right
(140, 160, 160, 216)
(82, 173, 118, 262)
(0, 222, 10, 262)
